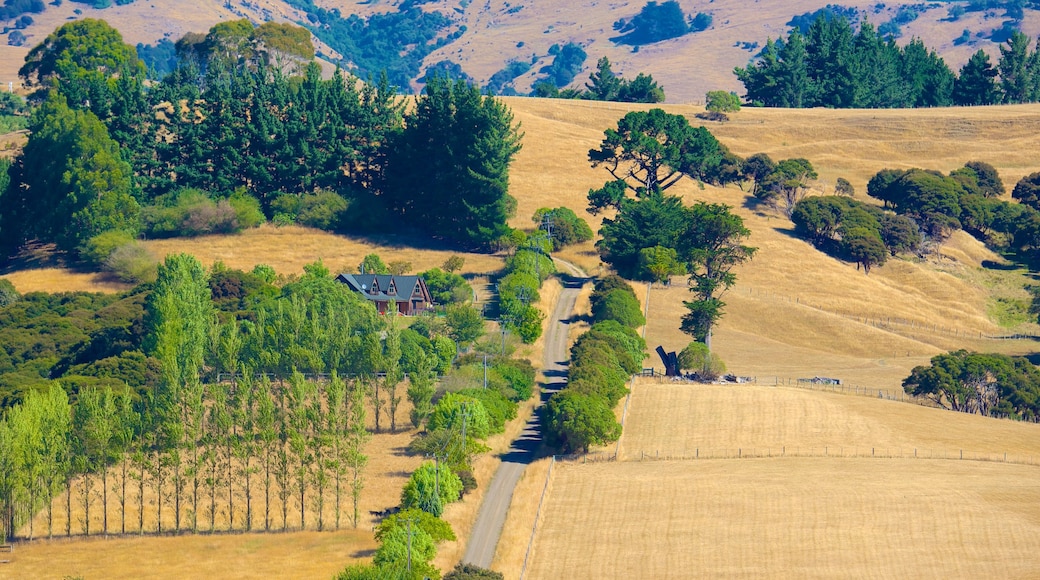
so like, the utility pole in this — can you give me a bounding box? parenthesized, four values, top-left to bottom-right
(483, 353, 488, 389)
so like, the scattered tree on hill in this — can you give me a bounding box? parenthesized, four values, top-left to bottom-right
(588, 108, 722, 207)
(757, 158, 818, 217)
(1013, 172, 1040, 210)
(904, 350, 1040, 419)
(681, 203, 755, 346)
(706, 90, 741, 113)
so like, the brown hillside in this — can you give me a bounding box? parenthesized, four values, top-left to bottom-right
(4, 1, 1040, 102)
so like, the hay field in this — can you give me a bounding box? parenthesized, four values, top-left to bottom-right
(523, 381, 1040, 579)
(618, 382, 1040, 461)
(525, 458, 1040, 580)
(5, 529, 376, 580)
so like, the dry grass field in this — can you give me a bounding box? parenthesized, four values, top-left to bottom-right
(525, 458, 1040, 579)
(504, 99, 1040, 388)
(522, 381, 1040, 579)
(618, 381, 1040, 461)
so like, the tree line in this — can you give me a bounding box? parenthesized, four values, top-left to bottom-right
(543, 276, 647, 454)
(735, 13, 1040, 108)
(0, 18, 524, 274)
(904, 350, 1040, 420)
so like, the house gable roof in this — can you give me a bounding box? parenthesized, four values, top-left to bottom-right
(335, 273, 433, 304)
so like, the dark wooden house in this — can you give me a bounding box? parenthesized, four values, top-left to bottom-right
(335, 273, 434, 315)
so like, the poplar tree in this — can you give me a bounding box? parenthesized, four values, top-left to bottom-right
(39, 384, 71, 540)
(235, 369, 259, 531)
(254, 376, 277, 531)
(308, 378, 332, 531)
(111, 389, 137, 535)
(327, 372, 349, 530)
(383, 311, 404, 432)
(346, 382, 370, 529)
(407, 352, 437, 429)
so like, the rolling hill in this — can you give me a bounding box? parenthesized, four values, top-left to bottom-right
(3, 0, 1040, 102)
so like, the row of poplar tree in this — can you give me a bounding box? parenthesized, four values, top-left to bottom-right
(0, 252, 450, 542)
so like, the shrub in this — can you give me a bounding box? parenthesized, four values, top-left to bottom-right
(427, 392, 491, 439)
(79, 230, 135, 268)
(0, 278, 20, 307)
(229, 191, 265, 229)
(532, 207, 594, 250)
(705, 90, 741, 112)
(457, 387, 517, 433)
(493, 357, 536, 401)
(445, 563, 504, 580)
(400, 461, 463, 516)
(592, 288, 645, 328)
(103, 242, 158, 284)
(423, 267, 471, 305)
(141, 189, 244, 238)
(270, 189, 348, 230)
(678, 341, 726, 380)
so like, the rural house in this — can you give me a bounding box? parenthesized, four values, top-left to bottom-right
(335, 273, 433, 315)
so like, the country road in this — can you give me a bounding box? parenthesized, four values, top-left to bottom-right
(461, 259, 588, 570)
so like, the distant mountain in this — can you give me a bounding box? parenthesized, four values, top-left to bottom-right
(2, 0, 1040, 102)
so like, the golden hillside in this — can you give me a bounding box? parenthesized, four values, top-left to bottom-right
(4, 0, 1040, 102)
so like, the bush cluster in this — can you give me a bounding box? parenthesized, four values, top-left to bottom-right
(590, 275, 646, 327)
(141, 188, 264, 238)
(792, 195, 921, 274)
(543, 277, 646, 453)
(532, 207, 593, 251)
(498, 232, 554, 343)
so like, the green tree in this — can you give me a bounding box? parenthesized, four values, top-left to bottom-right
(407, 352, 437, 428)
(400, 461, 463, 516)
(954, 49, 1001, 106)
(637, 245, 687, 285)
(442, 255, 465, 273)
(385, 76, 523, 248)
(585, 56, 622, 101)
(5, 92, 139, 257)
(841, 227, 888, 274)
(758, 158, 818, 217)
(705, 90, 741, 112)
(445, 303, 485, 346)
(678, 341, 726, 380)
(1012, 172, 1040, 211)
(587, 108, 722, 204)
(998, 31, 1035, 103)
(359, 253, 389, 275)
(543, 390, 621, 453)
(681, 203, 755, 346)
(345, 382, 369, 528)
(19, 19, 145, 117)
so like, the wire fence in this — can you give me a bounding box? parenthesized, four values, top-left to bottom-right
(519, 455, 556, 580)
(629, 446, 1040, 467)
